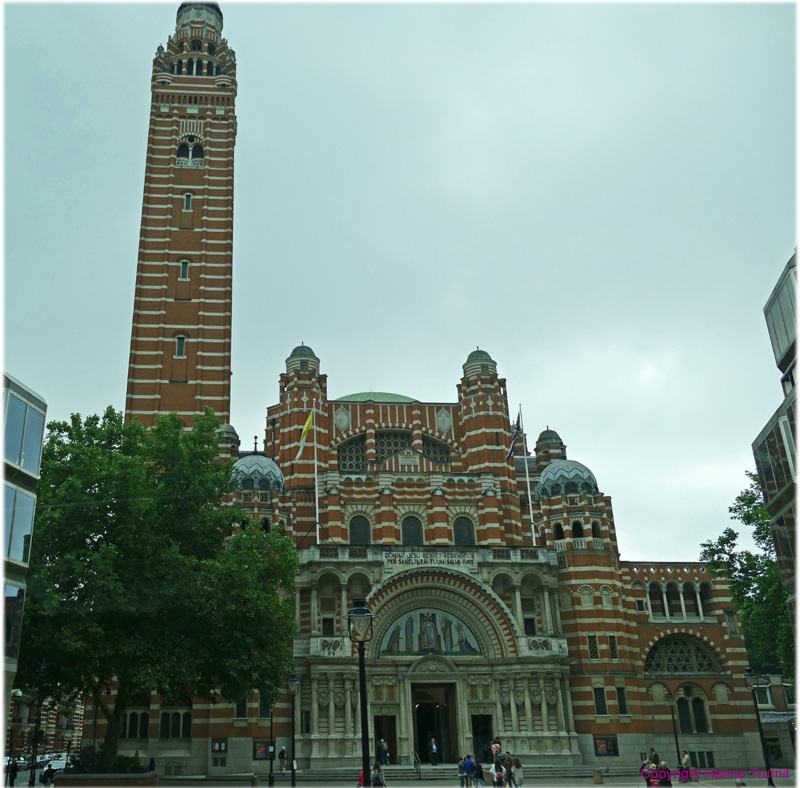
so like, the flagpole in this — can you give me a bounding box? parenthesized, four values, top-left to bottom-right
(518, 404, 536, 546)
(313, 403, 320, 545)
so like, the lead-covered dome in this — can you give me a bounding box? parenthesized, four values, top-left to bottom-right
(462, 347, 497, 378)
(286, 343, 320, 374)
(538, 459, 598, 497)
(233, 453, 284, 492)
(536, 429, 563, 446)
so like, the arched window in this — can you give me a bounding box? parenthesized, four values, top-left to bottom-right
(402, 516, 423, 547)
(207, 43, 216, 56)
(665, 583, 682, 617)
(177, 143, 190, 164)
(564, 481, 578, 494)
(591, 521, 601, 539)
(207, 61, 214, 76)
(550, 484, 561, 497)
(179, 260, 189, 280)
(172, 60, 182, 75)
(187, 58, 194, 75)
(453, 516, 475, 546)
(191, 38, 203, 51)
(349, 515, 370, 546)
(554, 523, 564, 540)
(192, 144, 204, 162)
(644, 636, 721, 675)
(175, 335, 186, 357)
(682, 583, 699, 617)
(648, 582, 665, 616)
(572, 521, 584, 538)
(196, 59, 204, 75)
(676, 685, 711, 734)
(338, 436, 366, 474)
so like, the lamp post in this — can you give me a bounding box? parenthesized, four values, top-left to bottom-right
(288, 674, 300, 788)
(665, 692, 682, 768)
(744, 668, 776, 787)
(268, 701, 276, 787)
(348, 597, 374, 785)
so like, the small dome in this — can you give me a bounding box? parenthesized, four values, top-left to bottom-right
(217, 423, 239, 440)
(288, 344, 317, 359)
(536, 429, 563, 446)
(538, 459, 598, 497)
(466, 348, 494, 364)
(233, 453, 284, 492)
(177, 1, 222, 20)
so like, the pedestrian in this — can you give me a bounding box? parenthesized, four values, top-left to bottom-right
(9, 759, 18, 787)
(490, 760, 505, 788)
(370, 761, 386, 787)
(503, 752, 515, 787)
(678, 751, 691, 783)
(658, 761, 672, 786)
(41, 766, 55, 787)
(649, 749, 659, 765)
(491, 740, 501, 762)
(429, 738, 438, 766)
(458, 757, 467, 788)
(377, 739, 389, 766)
(464, 753, 475, 788)
(474, 762, 486, 788)
(279, 746, 287, 773)
(512, 759, 523, 787)
(641, 760, 653, 788)
(481, 741, 491, 765)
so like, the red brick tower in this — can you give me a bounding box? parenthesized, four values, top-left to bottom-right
(125, 1, 237, 426)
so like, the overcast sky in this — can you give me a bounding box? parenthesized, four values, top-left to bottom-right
(5, 2, 795, 563)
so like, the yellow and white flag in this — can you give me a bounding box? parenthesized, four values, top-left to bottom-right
(294, 411, 314, 461)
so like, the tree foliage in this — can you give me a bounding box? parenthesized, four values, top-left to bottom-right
(699, 471, 794, 678)
(17, 407, 297, 767)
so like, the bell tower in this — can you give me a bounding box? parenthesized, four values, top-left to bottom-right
(125, 1, 237, 426)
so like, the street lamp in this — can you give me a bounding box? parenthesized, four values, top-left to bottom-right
(665, 692, 682, 768)
(288, 674, 300, 788)
(348, 597, 374, 785)
(744, 668, 776, 787)
(268, 701, 276, 788)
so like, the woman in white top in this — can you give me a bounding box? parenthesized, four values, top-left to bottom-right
(512, 759, 523, 787)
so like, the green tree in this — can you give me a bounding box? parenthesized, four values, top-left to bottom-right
(699, 471, 794, 679)
(17, 407, 297, 768)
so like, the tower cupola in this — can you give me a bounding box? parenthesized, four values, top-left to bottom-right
(286, 344, 320, 375)
(462, 348, 497, 379)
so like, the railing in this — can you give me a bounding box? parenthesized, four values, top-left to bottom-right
(572, 538, 586, 549)
(413, 752, 422, 780)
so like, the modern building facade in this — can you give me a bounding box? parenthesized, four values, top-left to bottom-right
(84, 1, 768, 777)
(752, 251, 796, 628)
(3, 373, 46, 694)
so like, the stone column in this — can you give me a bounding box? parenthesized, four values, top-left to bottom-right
(509, 680, 519, 732)
(561, 674, 576, 733)
(311, 676, 319, 735)
(554, 678, 566, 733)
(695, 587, 705, 619)
(541, 589, 553, 633)
(661, 586, 670, 619)
(514, 586, 524, 630)
(494, 678, 505, 736)
(345, 678, 353, 736)
(328, 678, 336, 737)
(678, 588, 687, 620)
(538, 675, 548, 733)
(311, 584, 319, 633)
(341, 585, 349, 633)
(523, 678, 533, 734)
(295, 588, 302, 630)
(551, 590, 562, 633)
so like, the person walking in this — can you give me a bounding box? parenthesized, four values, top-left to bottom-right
(458, 758, 467, 788)
(370, 761, 386, 787)
(8, 759, 18, 787)
(489, 760, 505, 788)
(474, 761, 486, 788)
(279, 746, 287, 773)
(464, 753, 475, 788)
(428, 738, 438, 766)
(512, 759, 524, 787)
(649, 749, 659, 765)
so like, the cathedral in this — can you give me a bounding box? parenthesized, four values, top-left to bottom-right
(85, 0, 767, 777)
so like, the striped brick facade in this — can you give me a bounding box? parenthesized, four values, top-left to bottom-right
(124, 1, 236, 427)
(93, 3, 765, 778)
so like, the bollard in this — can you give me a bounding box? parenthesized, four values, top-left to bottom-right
(593, 767, 604, 784)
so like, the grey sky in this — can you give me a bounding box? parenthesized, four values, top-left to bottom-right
(5, 2, 795, 562)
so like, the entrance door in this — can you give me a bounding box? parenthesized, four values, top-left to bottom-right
(471, 714, 493, 763)
(373, 716, 397, 765)
(412, 684, 458, 764)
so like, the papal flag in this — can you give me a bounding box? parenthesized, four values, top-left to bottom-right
(506, 409, 521, 462)
(294, 411, 314, 461)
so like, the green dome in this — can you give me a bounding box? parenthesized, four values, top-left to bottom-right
(334, 392, 416, 403)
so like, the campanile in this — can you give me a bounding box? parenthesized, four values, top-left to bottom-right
(125, 1, 236, 426)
